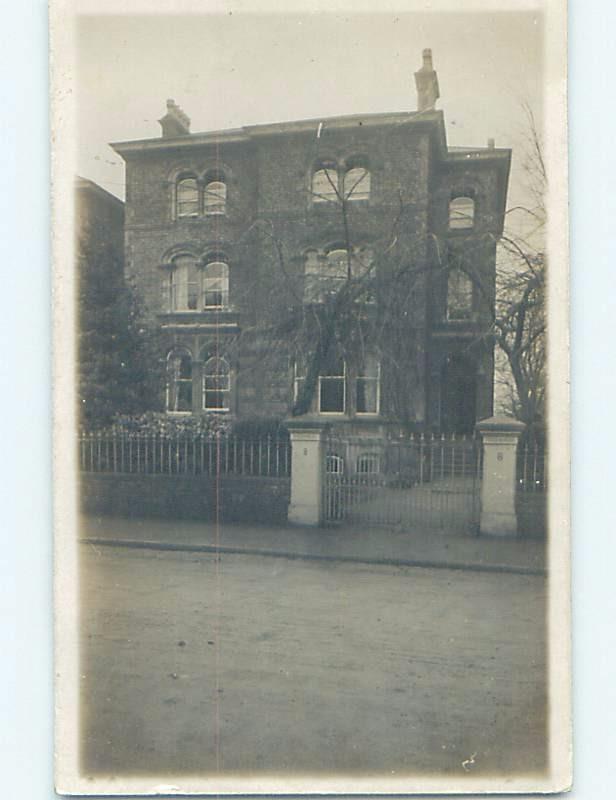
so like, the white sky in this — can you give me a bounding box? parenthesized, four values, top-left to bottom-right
(76, 11, 544, 211)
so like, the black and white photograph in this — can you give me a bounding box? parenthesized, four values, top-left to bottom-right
(52, 0, 570, 794)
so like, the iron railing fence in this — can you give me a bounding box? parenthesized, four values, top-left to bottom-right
(79, 431, 291, 478)
(517, 440, 548, 493)
(324, 432, 481, 485)
(323, 432, 482, 530)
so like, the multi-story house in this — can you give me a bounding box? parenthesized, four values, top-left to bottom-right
(110, 50, 511, 435)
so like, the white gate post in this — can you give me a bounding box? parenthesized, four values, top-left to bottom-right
(287, 418, 328, 526)
(476, 415, 526, 537)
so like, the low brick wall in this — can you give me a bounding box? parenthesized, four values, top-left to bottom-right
(80, 473, 290, 524)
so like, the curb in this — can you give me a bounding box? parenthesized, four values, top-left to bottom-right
(81, 537, 547, 577)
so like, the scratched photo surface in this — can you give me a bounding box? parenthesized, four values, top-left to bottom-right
(53, 0, 570, 794)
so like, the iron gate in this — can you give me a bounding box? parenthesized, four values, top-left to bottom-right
(323, 433, 481, 532)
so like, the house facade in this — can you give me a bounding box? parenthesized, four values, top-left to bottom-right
(110, 50, 511, 434)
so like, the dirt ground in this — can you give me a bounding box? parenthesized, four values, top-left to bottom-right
(79, 543, 547, 779)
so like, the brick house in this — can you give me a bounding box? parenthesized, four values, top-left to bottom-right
(109, 50, 510, 435)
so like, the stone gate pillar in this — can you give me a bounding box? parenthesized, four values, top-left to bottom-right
(476, 415, 526, 537)
(287, 418, 329, 526)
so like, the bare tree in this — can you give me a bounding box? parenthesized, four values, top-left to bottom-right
(431, 102, 546, 438)
(229, 129, 435, 427)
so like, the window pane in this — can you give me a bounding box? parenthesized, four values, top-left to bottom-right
(203, 357, 231, 410)
(204, 181, 226, 213)
(204, 390, 226, 410)
(177, 179, 199, 217)
(176, 381, 192, 412)
(352, 246, 373, 278)
(326, 454, 344, 474)
(320, 377, 345, 412)
(357, 454, 379, 474)
(178, 355, 192, 379)
(312, 168, 338, 202)
(344, 167, 370, 201)
(322, 354, 345, 377)
(327, 249, 348, 278)
(172, 257, 199, 310)
(449, 196, 475, 229)
(204, 374, 230, 391)
(167, 351, 193, 412)
(187, 280, 199, 310)
(447, 269, 473, 319)
(357, 354, 379, 378)
(356, 378, 378, 413)
(203, 262, 229, 307)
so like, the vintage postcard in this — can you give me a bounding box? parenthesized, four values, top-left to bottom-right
(52, 0, 570, 794)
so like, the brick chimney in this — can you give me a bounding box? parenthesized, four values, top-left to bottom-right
(414, 49, 440, 112)
(158, 99, 191, 137)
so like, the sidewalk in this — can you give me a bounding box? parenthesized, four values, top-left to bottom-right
(80, 514, 546, 575)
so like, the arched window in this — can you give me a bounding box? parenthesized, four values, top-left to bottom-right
(204, 178, 226, 215)
(447, 268, 474, 320)
(449, 195, 475, 230)
(326, 454, 345, 475)
(356, 354, 380, 414)
(202, 259, 229, 308)
(312, 163, 339, 203)
(344, 165, 370, 201)
(319, 354, 346, 414)
(176, 177, 199, 218)
(166, 349, 193, 413)
(165, 255, 200, 311)
(327, 248, 349, 275)
(356, 453, 380, 475)
(202, 356, 231, 412)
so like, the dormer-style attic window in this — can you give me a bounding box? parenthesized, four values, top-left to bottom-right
(449, 194, 475, 230)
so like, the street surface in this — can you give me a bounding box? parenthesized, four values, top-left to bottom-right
(80, 544, 547, 778)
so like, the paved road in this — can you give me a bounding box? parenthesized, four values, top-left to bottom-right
(79, 543, 547, 779)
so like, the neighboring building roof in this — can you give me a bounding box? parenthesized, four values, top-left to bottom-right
(75, 176, 125, 212)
